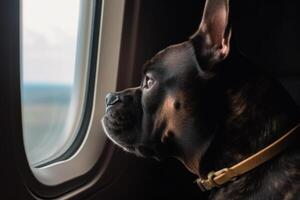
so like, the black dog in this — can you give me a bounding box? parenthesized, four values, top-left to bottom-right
(102, 0, 300, 199)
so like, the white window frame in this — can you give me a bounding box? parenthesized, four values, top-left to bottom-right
(22, 0, 92, 167)
(30, 0, 125, 186)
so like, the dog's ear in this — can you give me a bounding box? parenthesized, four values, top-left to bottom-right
(191, 0, 231, 70)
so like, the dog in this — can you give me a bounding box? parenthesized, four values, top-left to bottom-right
(102, 0, 300, 199)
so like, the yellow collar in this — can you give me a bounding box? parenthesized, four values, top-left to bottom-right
(196, 123, 300, 191)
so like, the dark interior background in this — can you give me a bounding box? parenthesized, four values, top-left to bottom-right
(84, 0, 300, 200)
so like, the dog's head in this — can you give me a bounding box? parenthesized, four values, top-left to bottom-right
(102, 0, 231, 172)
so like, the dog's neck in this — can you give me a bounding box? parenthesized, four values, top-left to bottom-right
(186, 53, 300, 196)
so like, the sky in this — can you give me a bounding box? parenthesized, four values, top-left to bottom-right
(22, 0, 80, 85)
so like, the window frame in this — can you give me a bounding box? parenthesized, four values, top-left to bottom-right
(24, 0, 99, 168)
(29, 0, 125, 186)
(21, 0, 95, 167)
(2, 0, 126, 198)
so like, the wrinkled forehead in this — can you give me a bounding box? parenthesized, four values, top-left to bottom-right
(143, 41, 199, 77)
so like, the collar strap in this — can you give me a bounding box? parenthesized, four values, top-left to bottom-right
(196, 123, 300, 191)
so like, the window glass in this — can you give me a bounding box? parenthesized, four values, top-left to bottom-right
(21, 0, 85, 166)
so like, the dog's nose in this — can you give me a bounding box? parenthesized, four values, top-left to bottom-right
(105, 93, 121, 106)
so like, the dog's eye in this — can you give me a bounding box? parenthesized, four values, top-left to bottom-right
(143, 75, 155, 89)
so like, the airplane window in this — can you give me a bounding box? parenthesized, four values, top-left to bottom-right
(21, 0, 87, 166)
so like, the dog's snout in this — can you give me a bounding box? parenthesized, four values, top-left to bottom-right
(106, 93, 121, 106)
(105, 88, 140, 107)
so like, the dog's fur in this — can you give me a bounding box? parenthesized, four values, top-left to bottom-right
(102, 0, 300, 199)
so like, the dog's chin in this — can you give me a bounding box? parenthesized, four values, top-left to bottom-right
(102, 117, 166, 160)
(102, 116, 137, 148)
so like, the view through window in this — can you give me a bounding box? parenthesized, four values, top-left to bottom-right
(21, 0, 82, 165)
